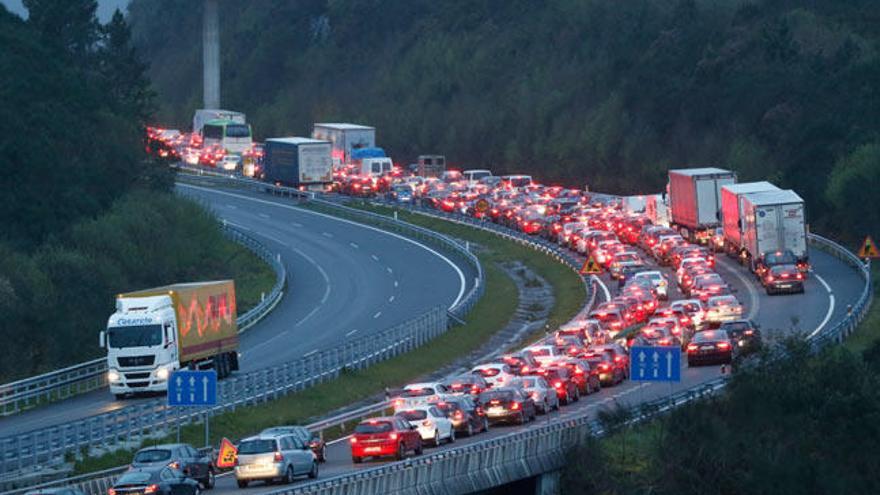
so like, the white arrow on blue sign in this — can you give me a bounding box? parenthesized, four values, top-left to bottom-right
(629, 346, 681, 382)
(168, 370, 218, 406)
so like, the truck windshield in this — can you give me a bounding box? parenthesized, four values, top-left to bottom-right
(225, 124, 251, 138)
(107, 325, 163, 348)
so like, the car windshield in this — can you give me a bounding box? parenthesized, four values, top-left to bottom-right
(225, 124, 251, 138)
(116, 472, 153, 485)
(237, 439, 276, 455)
(107, 325, 162, 348)
(355, 421, 393, 434)
(133, 449, 172, 463)
(521, 378, 539, 387)
(397, 410, 428, 421)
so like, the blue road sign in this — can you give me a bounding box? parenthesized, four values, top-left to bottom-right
(629, 346, 681, 382)
(168, 370, 217, 406)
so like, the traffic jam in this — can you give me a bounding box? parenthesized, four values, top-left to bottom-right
(137, 122, 809, 488)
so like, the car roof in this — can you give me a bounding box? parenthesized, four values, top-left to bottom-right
(404, 382, 442, 389)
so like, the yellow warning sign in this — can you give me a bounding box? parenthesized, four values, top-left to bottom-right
(216, 437, 238, 469)
(858, 236, 880, 259)
(580, 255, 603, 274)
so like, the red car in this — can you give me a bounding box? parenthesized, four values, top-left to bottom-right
(350, 417, 423, 463)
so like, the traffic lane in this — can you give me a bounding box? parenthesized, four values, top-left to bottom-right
(207, 360, 724, 495)
(806, 248, 866, 338)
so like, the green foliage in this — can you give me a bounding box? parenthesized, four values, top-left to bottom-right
(130, 0, 880, 239)
(562, 340, 880, 494)
(826, 142, 880, 240)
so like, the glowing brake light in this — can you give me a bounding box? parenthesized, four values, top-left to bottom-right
(389, 433, 398, 440)
(716, 342, 731, 350)
(274, 452, 283, 462)
(422, 420, 433, 427)
(350, 436, 357, 444)
(553, 381, 563, 388)
(144, 485, 159, 495)
(511, 402, 521, 410)
(686, 344, 698, 351)
(796, 273, 804, 280)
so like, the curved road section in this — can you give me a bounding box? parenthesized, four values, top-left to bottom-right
(206, 231, 866, 495)
(0, 184, 475, 437)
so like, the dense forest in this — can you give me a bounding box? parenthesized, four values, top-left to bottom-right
(0, 1, 270, 380)
(562, 339, 880, 494)
(129, 0, 879, 241)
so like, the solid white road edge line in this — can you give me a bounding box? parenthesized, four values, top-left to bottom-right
(181, 184, 467, 310)
(808, 274, 835, 338)
(718, 258, 760, 321)
(591, 275, 611, 302)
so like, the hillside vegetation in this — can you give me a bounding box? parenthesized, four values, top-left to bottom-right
(0, 2, 273, 380)
(130, 0, 879, 241)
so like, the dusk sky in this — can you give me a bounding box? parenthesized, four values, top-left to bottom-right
(1, 0, 130, 21)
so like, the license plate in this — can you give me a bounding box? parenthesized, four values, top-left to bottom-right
(700, 345, 714, 350)
(364, 447, 382, 453)
(487, 406, 504, 415)
(778, 283, 792, 288)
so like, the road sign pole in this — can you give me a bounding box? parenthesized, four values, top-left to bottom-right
(204, 410, 210, 448)
(176, 408, 181, 443)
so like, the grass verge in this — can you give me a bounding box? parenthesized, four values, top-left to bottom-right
(842, 264, 879, 354)
(223, 237, 276, 314)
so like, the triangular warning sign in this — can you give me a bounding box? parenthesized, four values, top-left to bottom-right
(580, 255, 603, 274)
(216, 437, 238, 469)
(858, 236, 880, 259)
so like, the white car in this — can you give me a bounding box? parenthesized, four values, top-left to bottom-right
(630, 270, 670, 300)
(395, 405, 455, 447)
(705, 295, 744, 325)
(471, 363, 516, 388)
(523, 345, 563, 366)
(560, 223, 589, 246)
(671, 299, 707, 329)
(393, 382, 452, 408)
(518, 376, 559, 414)
(220, 154, 241, 171)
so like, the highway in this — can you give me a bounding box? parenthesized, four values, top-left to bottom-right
(205, 218, 866, 495)
(0, 183, 476, 437)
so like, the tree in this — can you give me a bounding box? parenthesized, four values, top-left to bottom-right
(825, 142, 880, 241)
(99, 9, 155, 123)
(23, 0, 100, 60)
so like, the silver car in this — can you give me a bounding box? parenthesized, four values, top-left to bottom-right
(234, 434, 318, 488)
(518, 376, 559, 414)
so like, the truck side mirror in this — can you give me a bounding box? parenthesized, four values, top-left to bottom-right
(99, 331, 106, 349)
(164, 324, 174, 347)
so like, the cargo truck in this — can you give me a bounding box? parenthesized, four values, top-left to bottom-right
(99, 281, 239, 398)
(740, 190, 808, 274)
(720, 182, 780, 258)
(645, 194, 670, 227)
(417, 155, 446, 178)
(263, 137, 333, 190)
(668, 168, 737, 247)
(312, 123, 375, 168)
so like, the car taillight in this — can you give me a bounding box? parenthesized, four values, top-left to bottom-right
(274, 452, 283, 462)
(168, 461, 180, 469)
(658, 339, 670, 345)
(599, 363, 610, 371)
(717, 342, 731, 350)
(389, 433, 398, 440)
(422, 420, 433, 427)
(766, 275, 775, 282)
(454, 411, 464, 419)
(144, 485, 159, 495)
(614, 356, 623, 362)
(796, 273, 804, 280)
(574, 367, 584, 374)
(109, 489, 117, 495)
(687, 344, 698, 351)
(511, 402, 521, 410)
(553, 381, 563, 388)
(350, 437, 357, 444)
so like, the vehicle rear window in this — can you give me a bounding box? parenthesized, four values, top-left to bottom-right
(527, 348, 551, 357)
(693, 331, 729, 342)
(480, 391, 514, 402)
(354, 422, 393, 434)
(237, 439, 276, 455)
(402, 388, 435, 397)
(475, 367, 500, 377)
(116, 472, 153, 485)
(133, 449, 172, 463)
(397, 410, 428, 421)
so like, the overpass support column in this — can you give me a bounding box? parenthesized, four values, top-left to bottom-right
(535, 470, 561, 495)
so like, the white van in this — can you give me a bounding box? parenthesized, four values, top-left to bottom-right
(361, 157, 393, 177)
(463, 169, 493, 184)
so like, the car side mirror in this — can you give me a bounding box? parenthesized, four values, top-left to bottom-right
(409, 425, 417, 431)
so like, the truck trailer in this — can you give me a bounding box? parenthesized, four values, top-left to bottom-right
(100, 280, 239, 398)
(667, 168, 737, 246)
(720, 182, 780, 257)
(312, 123, 375, 168)
(263, 137, 333, 189)
(740, 190, 808, 272)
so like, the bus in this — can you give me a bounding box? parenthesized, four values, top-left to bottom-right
(202, 119, 253, 155)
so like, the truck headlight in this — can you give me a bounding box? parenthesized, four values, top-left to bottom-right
(156, 367, 170, 380)
(108, 369, 120, 382)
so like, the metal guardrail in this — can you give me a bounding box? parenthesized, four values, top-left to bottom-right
(0, 224, 286, 417)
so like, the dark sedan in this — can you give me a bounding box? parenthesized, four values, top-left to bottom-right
(686, 330, 734, 366)
(762, 264, 805, 295)
(131, 444, 214, 489)
(109, 467, 199, 495)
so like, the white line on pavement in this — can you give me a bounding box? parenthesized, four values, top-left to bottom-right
(346, 329, 359, 337)
(371, 254, 380, 262)
(389, 295, 395, 303)
(303, 349, 318, 357)
(350, 242, 359, 249)
(259, 213, 270, 218)
(592, 275, 611, 302)
(718, 258, 760, 320)
(373, 311, 382, 319)
(386, 267, 393, 274)
(322, 232, 333, 238)
(808, 274, 836, 338)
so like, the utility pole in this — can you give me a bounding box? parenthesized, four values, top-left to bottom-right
(202, 0, 220, 109)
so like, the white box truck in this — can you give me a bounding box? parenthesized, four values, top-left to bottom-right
(99, 281, 239, 398)
(720, 182, 780, 258)
(312, 123, 375, 168)
(740, 190, 808, 273)
(668, 168, 737, 246)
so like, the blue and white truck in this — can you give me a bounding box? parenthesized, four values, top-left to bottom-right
(263, 137, 333, 190)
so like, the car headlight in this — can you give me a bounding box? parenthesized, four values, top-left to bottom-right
(108, 369, 120, 382)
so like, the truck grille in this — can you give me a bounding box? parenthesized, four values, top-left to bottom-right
(124, 372, 151, 380)
(118, 355, 155, 367)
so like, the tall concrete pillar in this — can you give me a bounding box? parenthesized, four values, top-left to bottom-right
(535, 470, 561, 495)
(202, 0, 220, 109)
